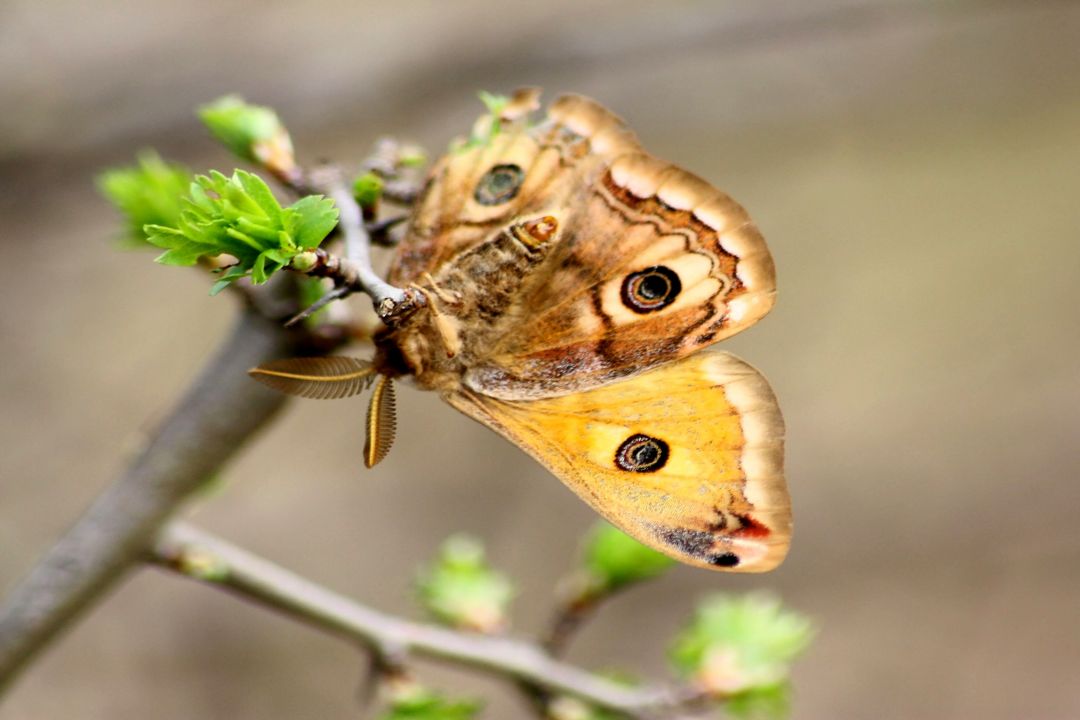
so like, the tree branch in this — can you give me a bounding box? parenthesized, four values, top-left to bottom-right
(0, 292, 331, 693)
(152, 522, 699, 719)
(543, 582, 613, 658)
(0, 135, 420, 693)
(272, 139, 424, 329)
(285, 170, 424, 329)
(327, 175, 405, 308)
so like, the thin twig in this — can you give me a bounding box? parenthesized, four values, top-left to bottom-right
(380, 178, 424, 206)
(284, 282, 351, 328)
(544, 583, 609, 657)
(366, 215, 408, 247)
(266, 164, 311, 196)
(515, 594, 600, 715)
(515, 576, 641, 715)
(152, 522, 700, 719)
(264, 136, 422, 324)
(0, 288, 337, 692)
(358, 138, 425, 206)
(325, 176, 404, 307)
(285, 169, 423, 328)
(360, 137, 408, 177)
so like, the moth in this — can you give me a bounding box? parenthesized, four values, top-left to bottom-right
(251, 90, 791, 572)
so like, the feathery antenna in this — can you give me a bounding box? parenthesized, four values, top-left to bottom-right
(364, 376, 397, 468)
(248, 357, 376, 399)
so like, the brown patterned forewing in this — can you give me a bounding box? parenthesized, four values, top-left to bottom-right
(387, 98, 624, 286)
(461, 95, 777, 398)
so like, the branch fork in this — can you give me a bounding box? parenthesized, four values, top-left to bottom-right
(152, 523, 699, 718)
(280, 162, 423, 328)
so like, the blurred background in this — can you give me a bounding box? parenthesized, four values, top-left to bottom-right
(2, 0, 1079, 718)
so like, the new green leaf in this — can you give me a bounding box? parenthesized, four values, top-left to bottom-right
(377, 686, 481, 720)
(97, 151, 192, 247)
(670, 593, 813, 715)
(397, 144, 428, 168)
(288, 195, 339, 249)
(725, 683, 791, 720)
(451, 91, 510, 153)
(199, 95, 296, 173)
(416, 535, 514, 633)
(478, 90, 510, 119)
(144, 169, 338, 293)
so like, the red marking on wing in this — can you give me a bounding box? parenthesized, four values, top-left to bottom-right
(733, 515, 771, 539)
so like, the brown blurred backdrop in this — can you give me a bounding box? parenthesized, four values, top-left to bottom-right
(2, 1, 1079, 718)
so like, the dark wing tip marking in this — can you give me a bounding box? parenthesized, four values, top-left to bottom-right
(656, 526, 741, 568)
(710, 552, 740, 567)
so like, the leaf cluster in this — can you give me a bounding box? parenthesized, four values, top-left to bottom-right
(415, 527, 811, 719)
(144, 170, 337, 294)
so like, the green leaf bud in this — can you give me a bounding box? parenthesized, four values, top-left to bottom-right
(670, 593, 813, 707)
(290, 251, 319, 273)
(416, 535, 514, 633)
(581, 521, 675, 593)
(377, 684, 482, 720)
(178, 548, 229, 582)
(352, 171, 385, 209)
(198, 95, 296, 175)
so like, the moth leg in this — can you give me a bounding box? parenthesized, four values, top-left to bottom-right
(421, 272, 461, 305)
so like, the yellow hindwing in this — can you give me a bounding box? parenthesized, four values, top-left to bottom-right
(447, 350, 790, 572)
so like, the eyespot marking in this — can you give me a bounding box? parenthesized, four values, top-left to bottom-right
(620, 266, 681, 313)
(475, 164, 525, 206)
(512, 215, 558, 251)
(615, 433, 669, 473)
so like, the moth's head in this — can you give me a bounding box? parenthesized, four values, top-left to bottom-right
(376, 286, 429, 329)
